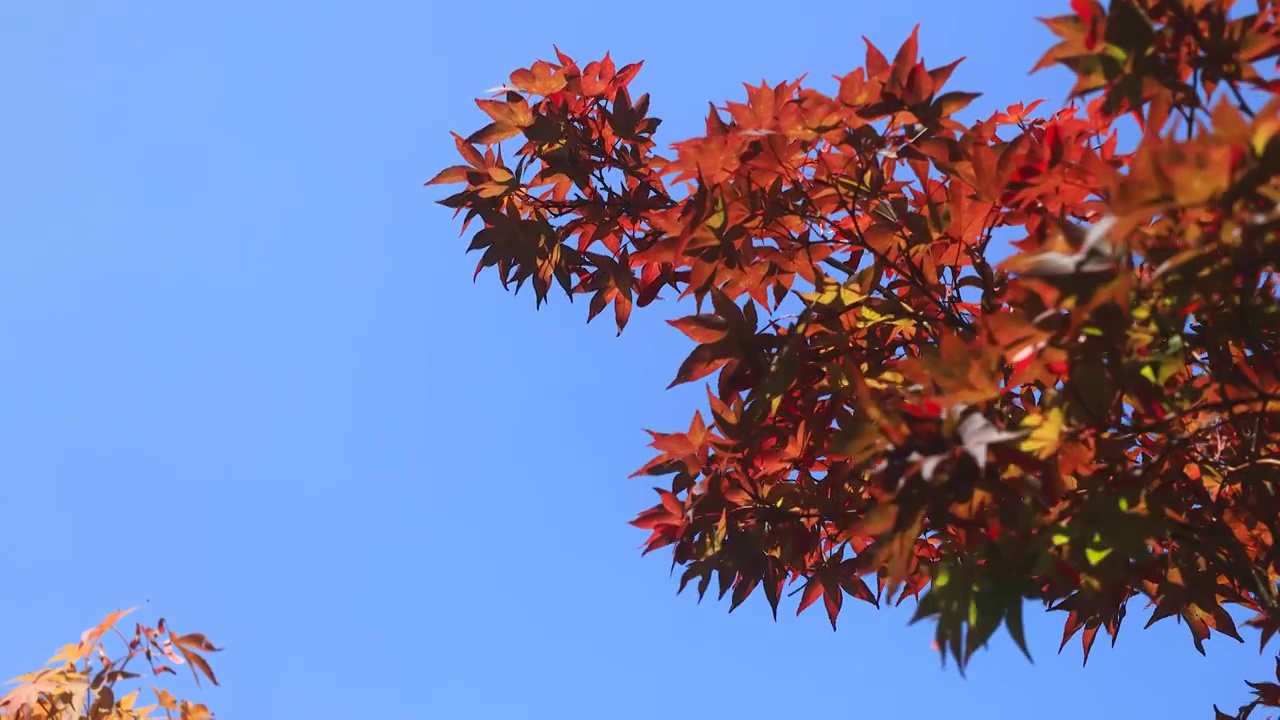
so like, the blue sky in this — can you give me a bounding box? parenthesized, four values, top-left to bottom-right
(0, 2, 1267, 717)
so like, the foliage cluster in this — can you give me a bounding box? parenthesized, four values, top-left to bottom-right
(433, 0, 1280, 715)
(1, 611, 219, 720)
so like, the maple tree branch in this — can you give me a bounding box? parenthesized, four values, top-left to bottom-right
(812, 206, 973, 337)
(1226, 457, 1280, 473)
(1166, 2, 1257, 119)
(1225, 77, 1256, 117)
(822, 256, 857, 276)
(439, 41, 1280, 714)
(817, 255, 944, 334)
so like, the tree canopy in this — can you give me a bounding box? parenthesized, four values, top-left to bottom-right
(432, 0, 1280, 715)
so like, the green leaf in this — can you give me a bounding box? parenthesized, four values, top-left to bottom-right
(1006, 593, 1034, 663)
(963, 589, 1005, 666)
(1085, 546, 1112, 565)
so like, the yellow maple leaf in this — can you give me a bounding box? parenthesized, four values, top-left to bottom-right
(1019, 407, 1065, 458)
(128, 702, 161, 720)
(80, 608, 136, 650)
(180, 700, 213, 720)
(154, 687, 178, 710)
(46, 642, 88, 666)
(116, 690, 140, 711)
(799, 283, 866, 308)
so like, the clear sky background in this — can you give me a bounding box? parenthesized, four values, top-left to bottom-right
(0, 2, 1268, 717)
